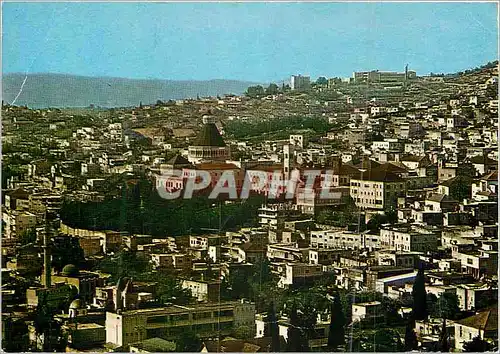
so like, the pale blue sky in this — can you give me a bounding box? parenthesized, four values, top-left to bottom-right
(2, 2, 498, 81)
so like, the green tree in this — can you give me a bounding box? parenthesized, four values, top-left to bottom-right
(450, 177, 473, 201)
(51, 236, 86, 272)
(97, 250, 151, 282)
(367, 211, 397, 232)
(19, 228, 37, 245)
(151, 273, 192, 305)
(128, 268, 192, 305)
(33, 299, 68, 351)
(265, 83, 279, 95)
(432, 293, 460, 320)
(327, 295, 346, 350)
(225, 267, 252, 299)
(175, 330, 202, 352)
(246, 85, 265, 98)
(232, 325, 253, 340)
(380, 296, 402, 325)
(2, 317, 29, 352)
(349, 328, 404, 352)
(316, 77, 328, 85)
(373, 329, 404, 352)
(462, 336, 493, 352)
(412, 268, 428, 321)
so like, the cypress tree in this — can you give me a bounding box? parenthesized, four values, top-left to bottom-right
(412, 267, 428, 321)
(287, 304, 306, 352)
(404, 318, 418, 351)
(264, 301, 280, 352)
(327, 295, 346, 350)
(439, 318, 450, 352)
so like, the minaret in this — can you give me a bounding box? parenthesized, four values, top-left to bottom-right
(404, 64, 409, 89)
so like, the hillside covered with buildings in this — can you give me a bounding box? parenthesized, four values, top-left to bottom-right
(2, 61, 498, 352)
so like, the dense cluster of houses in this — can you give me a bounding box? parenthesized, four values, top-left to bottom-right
(1, 63, 498, 352)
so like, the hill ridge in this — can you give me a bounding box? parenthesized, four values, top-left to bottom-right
(3, 73, 263, 108)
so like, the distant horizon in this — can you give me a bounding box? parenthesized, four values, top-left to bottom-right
(3, 55, 498, 84)
(2, 71, 267, 83)
(3, 2, 498, 82)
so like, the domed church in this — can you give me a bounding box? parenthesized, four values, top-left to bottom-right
(188, 116, 230, 164)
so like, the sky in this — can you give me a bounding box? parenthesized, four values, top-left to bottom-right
(2, 2, 498, 82)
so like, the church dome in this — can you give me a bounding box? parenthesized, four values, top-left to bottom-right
(194, 123, 226, 147)
(62, 264, 80, 277)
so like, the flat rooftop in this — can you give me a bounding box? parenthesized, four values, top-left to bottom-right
(117, 301, 250, 316)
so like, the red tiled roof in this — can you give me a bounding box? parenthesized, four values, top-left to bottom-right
(195, 163, 240, 170)
(456, 307, 498, 331)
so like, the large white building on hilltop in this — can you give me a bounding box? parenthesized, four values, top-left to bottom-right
(353, 65, 416, 84)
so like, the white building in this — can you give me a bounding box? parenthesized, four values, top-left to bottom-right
(454, 309, 498, 351)
(290, 75, 311, 91)
(105, 301, 255, 347)
(380, 225, 438, 253)
(310, 229, 380, 251)
(351, 301, 383, 323)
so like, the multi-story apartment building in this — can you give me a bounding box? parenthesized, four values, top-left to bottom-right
(380, 225, 439, 253)
(181, 278, 221, 302)
(353, 68, 416, 84)
(150, 253, 192, 271)
(310, 229, 380, 250)
(349, 169, 406, 211)
(451, 242, 498, 279)
(105, 300, 255, 347)
(2, 210, 37, 239)
(278, 263, 324, 288)
(371, 138, 404, 152)
(255, 312, 331, 351)
(309, 248, 350, 265)
(295, 185, 349, 215)
(377, 250, 421, 268)
(258, 203, 302, 243)
(189, 235, 225, 249)
(456, 283, 498, 311)
(290, 75, 311, 91)
(4, 188, 31, 211)
(266, 243, 308, 263)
